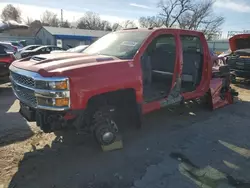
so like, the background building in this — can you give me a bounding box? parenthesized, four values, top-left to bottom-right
(207, 39, 229, 54)
(36, 26, 110, 49)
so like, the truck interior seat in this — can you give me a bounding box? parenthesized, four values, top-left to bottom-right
(182, 47, 203, 85)
(151, 44, 176, 83)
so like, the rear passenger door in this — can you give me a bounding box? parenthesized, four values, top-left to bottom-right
(180, 35, 204, 93)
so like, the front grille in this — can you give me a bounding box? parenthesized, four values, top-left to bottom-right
(11, 81, 37, 107)
(10, 71, 35, 88)
(228, 57, 250, 70)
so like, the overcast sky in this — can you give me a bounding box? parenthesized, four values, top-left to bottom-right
(1, 0, 250, 35)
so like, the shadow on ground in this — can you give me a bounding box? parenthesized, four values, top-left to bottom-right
(170, 150, 250, 188)
(0, 83, 34, 147)
(8, 97, 249, 188)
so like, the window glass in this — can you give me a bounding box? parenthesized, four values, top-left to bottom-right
(84, 31, 151, 59)
(180, 35, 203, 53)
(40, 48, 45, 52)
(146, 34, 176, 73)
(46, 47, 51, 52)
(155, 35, 176, 53)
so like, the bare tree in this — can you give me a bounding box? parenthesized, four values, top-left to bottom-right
(60, 20, 71, 28)
(77, 12, 111, 30)
(176, 0, 224, 39)
(157, 0, 224, 39)
(158, 0, 191, 27)
(101, 20, 112, 31)
(112, 23, 122, 31)
(41, 10, 60, 27)
(120, 20, 136, 28)
(25, 17, 34, 26)
(1, 4, 22, 22)
(139, 16, 164, 28)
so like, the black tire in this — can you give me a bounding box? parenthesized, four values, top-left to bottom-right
(92, 106, 119, 145)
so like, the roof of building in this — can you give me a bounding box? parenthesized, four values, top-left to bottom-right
(42, 26, 110, 38)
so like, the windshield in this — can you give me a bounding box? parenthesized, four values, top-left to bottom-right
(83, 31, 151, 59)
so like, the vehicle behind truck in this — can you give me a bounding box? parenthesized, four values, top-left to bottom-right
(9, 28, 237, 148)
(219, 34, 250, 82)
(0, 19, 28, 82)
(0, 43, 16, 81)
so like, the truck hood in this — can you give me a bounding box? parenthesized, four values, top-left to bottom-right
(11, 53, 121, 75)
(229, 34, 250, 52)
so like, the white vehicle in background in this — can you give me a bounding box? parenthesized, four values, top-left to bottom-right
(18, 44, 41, 52)
(50, 45, 89, 54)
(0, 42, 21, 59)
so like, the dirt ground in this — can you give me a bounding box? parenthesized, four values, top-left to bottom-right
(1, 81, 250, 188)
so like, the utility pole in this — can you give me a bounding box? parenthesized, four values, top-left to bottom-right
(61, 9, 63, 26)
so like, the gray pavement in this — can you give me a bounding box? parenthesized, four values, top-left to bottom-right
(1, 82, 250, 188)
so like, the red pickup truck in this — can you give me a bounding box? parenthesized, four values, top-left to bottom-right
(9, 28, 237, 146)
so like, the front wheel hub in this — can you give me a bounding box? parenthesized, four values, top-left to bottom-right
(94, 120, 118, 145)
(102, 132, 115, 144)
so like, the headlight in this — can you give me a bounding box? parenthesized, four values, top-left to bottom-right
(34, 78, 70, 109)
(36, 79, 69, 90)
(37, 97, 69, 107)
(48, 80, 68, 90)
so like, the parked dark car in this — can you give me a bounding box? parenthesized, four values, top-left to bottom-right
(0, 19, 27, 82)
(20, 45, 65, 58)
(0, 44, 15, 81)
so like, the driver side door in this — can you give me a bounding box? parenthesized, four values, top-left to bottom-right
(140, 30, 183, 113)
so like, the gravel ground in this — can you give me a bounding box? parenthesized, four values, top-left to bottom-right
(1, 81, 250, 188)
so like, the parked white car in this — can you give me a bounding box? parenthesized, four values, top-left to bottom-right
(51, 45, 89, 54)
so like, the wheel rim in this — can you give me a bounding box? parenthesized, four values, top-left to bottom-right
(102, 132, 115, 144)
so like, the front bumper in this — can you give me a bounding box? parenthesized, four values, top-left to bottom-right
(19, 102, 36, 121)
(19, 102, 85, 133)
(230, 69, 250, 78)
(8, 66, 88, 133)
